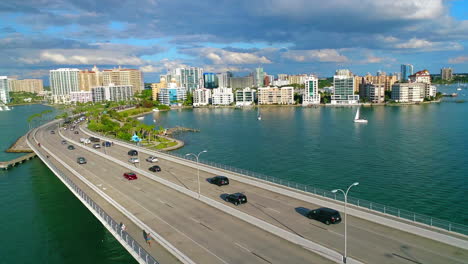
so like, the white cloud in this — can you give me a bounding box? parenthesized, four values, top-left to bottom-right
(394, 38, 463, 51)
(281, 49, 348, 62)
(140, 59, 189, 73)
(192, 48, 272, 64)
(448, 56, 468, 64)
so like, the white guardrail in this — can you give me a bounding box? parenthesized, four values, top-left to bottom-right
(79, 125, 468, 251)
(28, 121, 195, 264)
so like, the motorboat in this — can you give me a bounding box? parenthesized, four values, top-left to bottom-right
(354, 107, 368, 123)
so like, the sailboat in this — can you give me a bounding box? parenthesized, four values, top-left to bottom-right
(257, 105, 262, 120)
(457, 81, 462, 91)
(354, 107, 367, 123)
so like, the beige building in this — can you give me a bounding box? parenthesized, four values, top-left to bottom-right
(361, 83, 385, 103)
(391, 83, 425, 103)
(102, 67, 143, 93)
(258, 86, 294, 105)
(441, 67, 453, 80)
(79, 70, 101, 91)
(354, 76, 363, 93)
(9, 79, 44, 93)
(288, 74, 308, 85)
(151, 77, 168, 101)
(362, 73, 398, 91)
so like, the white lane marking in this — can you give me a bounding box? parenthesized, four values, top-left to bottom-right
(327, 229, 344, 238)
(103, 187, 107, 190)
(234, 242, 251, 252)
(190, 217, 199, 223)
(266, 208, 281, 214)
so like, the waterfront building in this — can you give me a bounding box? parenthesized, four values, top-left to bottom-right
(0, 76, 10, 104)
(170, 67, 204, 92)
(409, 69, 431, 84)
(9, 79, 44, 93)
(193, 88, 212, 107)
(441, 67, 453, 80)
(151, 77, 168, 101)
(158, 81, 187, 106)
(50, 68, 80, 97)
(288, 74, 308, 85)
(70, 91, 92, 103)
(391, 83, 425, 103)
(212, 88, 234, 105)
(331, 69, 359, 105)
(229, 76, 253, 89)
(361, 83, 385, 103)
(91, 84, 134, 103)
(253, 67, 265, 87)
(258, 86, 294, 105)
(400, 64, 414, 82)
(362, 73, 398, 91)
(203, 73, 218, 89)
(235, 87, 257, 106)
(79, 69, 101, 91)
(273, 79, 290, 86)
(102, 67, 144, 93)
(302, 76, 320, 106)
(354, 75, 363, 93)
(217, 72, 232, 88)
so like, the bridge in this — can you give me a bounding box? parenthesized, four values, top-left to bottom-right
(26, 119, 468, 264)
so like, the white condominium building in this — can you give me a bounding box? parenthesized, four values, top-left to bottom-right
(50, 68, 80, 96)
(0, 76, 10, 104)
(302, 76, 320, 105)
(158, 84, 187, 106)
(258, 86, 294, 105)
(212, 88, 234, 105)
(235, 87, 257, 106)
(91, 84, 134, 102)
(331, 69, 359, 105)
(391, 83, 424, 103)
(193, 88, 212, 107)
(70, 91, 93, 103)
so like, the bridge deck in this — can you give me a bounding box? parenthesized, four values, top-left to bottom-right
(0, 152, 36, 169)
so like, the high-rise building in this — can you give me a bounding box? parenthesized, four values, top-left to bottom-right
(277, 74, 288, 81)
(258, 86, 294, 105)
(79, 69, 101, 91)
(102, 67, 144, 92)
(50, 68, 80, 98)
(170, 67, 204, 92)
(391, 83, 425, 103)
(302, 76, 320, 106)
(253, 67, 265, 87)
(441, 67, 453, 80)
(409, 69, 431, 84)
(362, 73, 398, 91)
(400, 64, 414, 82)
(203, 73, 218, 89)
(235, 87, 257, 106)
(91, 84, 134, 102)
(212, 88, 234, 105)
(229, 76, 253, 89)
(9, 79, 43, 93)
(361, 83, 385, 103)
(193, 88, 212, 107)
(288, 74, 308, 85)
(0, 76, 10, 104)
(216, 72, 233, 88)
(158, 81, 187, 106)
(331, 69, 359, 105)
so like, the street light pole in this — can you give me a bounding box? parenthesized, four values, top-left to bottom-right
(185, 150, 207, 199)
(332, 182, 359, 264)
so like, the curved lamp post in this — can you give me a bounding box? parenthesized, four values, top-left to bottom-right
(332, 182, 359, 263)
(185, 150, 207, 199)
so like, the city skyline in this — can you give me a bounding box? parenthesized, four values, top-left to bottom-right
(1, 0, 467, 83)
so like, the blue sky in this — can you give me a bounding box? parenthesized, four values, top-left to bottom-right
(1, 0, 467, 83)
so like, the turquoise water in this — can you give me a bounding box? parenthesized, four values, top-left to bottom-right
(0, 104, 136, 264)
(143, 84, 468, 225)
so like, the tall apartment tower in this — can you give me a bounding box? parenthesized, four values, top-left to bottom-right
(400, 64, 414, 82)
(441, 67, 453, 80)
(302, 76, 320, 105)
(253, 67, 265, 87)
(171, 67, 204, 92)
(0, 76, 10, 104)
(332, 69, 359, 105)
(217, 72, 233, 88)
(49, 68, 80, 96)
(102, 67, 144, 92)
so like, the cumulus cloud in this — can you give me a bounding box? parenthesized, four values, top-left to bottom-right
(185, 48, 272, 65)
(281, 49, 349, 63)
(140, 59, 189, 73)
(394, 38, 463, 51)
(448, 56, 468, 64)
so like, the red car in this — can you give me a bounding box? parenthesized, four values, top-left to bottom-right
(123, 172, 138, 180)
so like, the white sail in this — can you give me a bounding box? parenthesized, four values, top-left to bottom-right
(354, 108, 360, 120)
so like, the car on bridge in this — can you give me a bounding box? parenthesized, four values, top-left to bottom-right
(306, 208, 342, 225)
(102, 141, 111, 147)
(149, 165, 161, 172)
(209, 176, 229, 186)
(89, 137, 100, 142)
(123, 172, 138, 180)
(61, 140, 67, 145)
(93, 143, 101, 149)
(77, 157, 87, 164)
(50, 130, 55, 134)
(74, 131, 79, 134)
(67, 145, 75, 150)
(225, 193, 247, 206)
(146, 156, 158, 163)
(129, 157, 139, 164)
(128, 150, 138, 156)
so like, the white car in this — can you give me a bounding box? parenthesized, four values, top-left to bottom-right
(146, 156, 158, 163)
(129, 157, 139, 164)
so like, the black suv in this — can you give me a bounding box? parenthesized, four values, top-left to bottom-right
(225, 193, 247, 206)
(307, 208, 342, 225)
(149, 165, 161, 172)
(209, 176, 229, 186)
(77, 157, 87, 164)
(128, 150, 138, 156)
(89, 137, 100, 142)
(67, 145, 75, 150)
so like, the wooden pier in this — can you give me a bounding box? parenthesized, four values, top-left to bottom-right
(0, 153, 37, 170)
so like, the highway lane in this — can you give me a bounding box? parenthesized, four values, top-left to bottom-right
(66, 125, 468, 264)
(39, 124, 333, 264)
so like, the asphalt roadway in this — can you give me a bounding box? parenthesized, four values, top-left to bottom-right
(45, 123, 468, 264)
